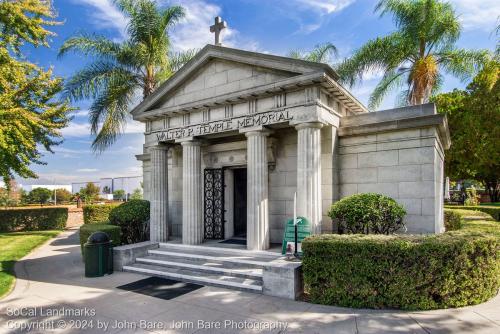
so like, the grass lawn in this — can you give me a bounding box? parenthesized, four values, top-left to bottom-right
(0, 230, 61, 299)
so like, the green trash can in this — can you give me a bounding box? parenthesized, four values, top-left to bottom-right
(84, 231, 114, 277)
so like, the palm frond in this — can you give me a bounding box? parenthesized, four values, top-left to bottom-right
(287, 50, 304, 60)
(62, 61, 138, 101)
(88, 74, 137, 152)
(307, 43, 338, 63)
(438, 49, 490, 81)
(168, 49, 198, 72)
(337, 32, 412, 87)
(368, 69, 407, 110)
(160, 5, 185, 32)
(58, 33, 121, 59)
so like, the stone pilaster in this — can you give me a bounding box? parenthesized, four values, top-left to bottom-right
(296, 123, 323, 234)
(150, 145, 169, 242)
(246, 130, 270, 250)
(181, 140, 203, 244)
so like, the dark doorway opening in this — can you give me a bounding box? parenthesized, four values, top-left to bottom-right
(233, 168, 247, 238)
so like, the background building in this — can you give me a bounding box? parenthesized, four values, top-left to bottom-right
(71, 176, 142, 196)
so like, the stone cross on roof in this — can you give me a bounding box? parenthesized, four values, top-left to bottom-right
(210, 16, 227, 46)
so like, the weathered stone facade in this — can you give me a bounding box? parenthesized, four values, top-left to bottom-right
(131, 45, 450, 250)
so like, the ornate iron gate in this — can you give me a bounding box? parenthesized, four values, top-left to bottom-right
(204, 168, 225, 239)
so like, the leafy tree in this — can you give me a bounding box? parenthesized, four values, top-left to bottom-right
(59, 0, 196, 151)
(113, 189, 126, 201)
(54, 188, 72, 202)
(433, 60, 500, 201)
(0, 187, 9, 207)
(337, 0, 488, 110)
(288, 43, 338, 63)
(80, 183, 100, 203)
(102, 186, 111, 194)
(29, 187, 52, 206)
(130, 188, 143, 200)
(0, 0, 71, 185)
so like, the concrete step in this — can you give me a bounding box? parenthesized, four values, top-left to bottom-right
(158, 242, 282, 259)
(123, 262, 263, 293)
(149, 245, 282, 270)
(135, 255, 263, 280)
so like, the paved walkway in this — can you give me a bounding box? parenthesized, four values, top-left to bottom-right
(0, 230, 499, 334)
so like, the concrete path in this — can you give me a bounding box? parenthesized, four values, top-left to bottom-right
(0, 229, 499, 334)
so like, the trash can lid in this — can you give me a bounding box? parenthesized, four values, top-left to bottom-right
(87, 231, 110, 244)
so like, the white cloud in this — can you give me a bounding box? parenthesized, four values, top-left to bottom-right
(295, 0, 355, 14)
(450, 0, 500, 31)
(74, 0, 258, 51)
(76, 168, 99, 172)
(282, 0, 356, 34)
(168, 0, 249, 51)
(72, 0, 128, 38)
(61, 119, 143, 138)
(60, 121, 91, 138)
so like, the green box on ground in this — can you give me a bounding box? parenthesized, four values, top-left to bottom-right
(281, 217, 311, 255)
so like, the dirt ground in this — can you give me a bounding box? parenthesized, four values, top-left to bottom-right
(66, 206, 83, 229)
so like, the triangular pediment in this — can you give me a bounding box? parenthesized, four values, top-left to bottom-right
(131, 45, 338, 116)
(156, 58, 300, 109)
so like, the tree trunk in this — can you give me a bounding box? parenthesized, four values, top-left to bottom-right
(143, 65, 156, 98)
(485, 180, 500, 203)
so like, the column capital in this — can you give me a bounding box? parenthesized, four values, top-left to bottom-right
(295, 122, 324, 131)
(180, 139, 202, 147)
(240, 126, 273, 137)
(149, 143, 172, 151)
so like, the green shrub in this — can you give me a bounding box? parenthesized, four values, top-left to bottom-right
(328, 193, 406, 234)
(82, 204, 118, 224)
(444, 205, 500, 221)
(0, 207, 68, 232)
(79, 224, 121, 255)
(444, 209, 463, 231)
(302, 216, 500, 310)
(109, 200, 149, 244)
(464, 187, 480, 206)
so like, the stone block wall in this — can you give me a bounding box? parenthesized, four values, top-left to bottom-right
(268, 126, 337, 243)
(337, 104, 449, 233)
(268, 129, 297, 243)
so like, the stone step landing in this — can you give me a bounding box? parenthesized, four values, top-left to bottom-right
(122, 243, 284, 294)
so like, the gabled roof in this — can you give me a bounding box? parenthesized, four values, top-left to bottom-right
(130, 44, 366, 118)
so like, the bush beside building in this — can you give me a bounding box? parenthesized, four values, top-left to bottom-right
(303, 209, 499, 310)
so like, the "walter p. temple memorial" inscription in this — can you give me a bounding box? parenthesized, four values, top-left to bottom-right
(154, 109, 292, 141)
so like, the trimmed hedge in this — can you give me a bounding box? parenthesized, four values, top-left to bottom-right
(444, 209, 463, 231)
(445, 205, 500, 221)
(82, 204, 118, 224)
(0, 207, 68, 232)
(302, 214, 500, 310)
(109, 200, 149, 244)
(79, 224, 121, 255)
(328, 193, 406, 234)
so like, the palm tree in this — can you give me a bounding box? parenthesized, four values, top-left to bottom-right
(337, 0, 489, 110)
(59, 0, 196, 151)
(288, 42, 338, 63)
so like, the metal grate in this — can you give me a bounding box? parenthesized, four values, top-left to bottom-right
(204, 168, 225, 239)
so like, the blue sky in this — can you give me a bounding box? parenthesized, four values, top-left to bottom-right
(20, 0, 500, 185)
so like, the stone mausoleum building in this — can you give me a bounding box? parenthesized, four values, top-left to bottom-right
(129, 45, 451, 251)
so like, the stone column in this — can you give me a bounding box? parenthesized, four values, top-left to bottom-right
(181, 140, 203, 244)
(246, 130, 270, 250)
(296, 123, 323, 234)
(150, 145, 169, 242)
